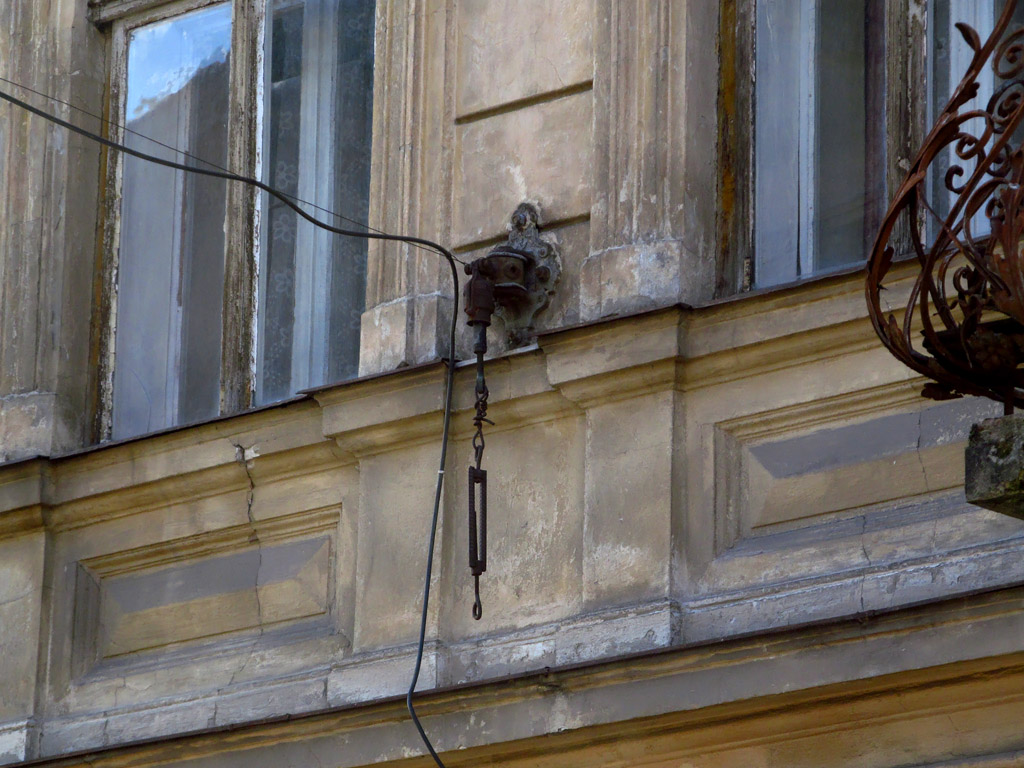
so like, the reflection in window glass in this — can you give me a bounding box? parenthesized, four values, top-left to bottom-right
(256, 0, 374, 405)
(753, 0, 885, 288)
(113, 3, 231, 439)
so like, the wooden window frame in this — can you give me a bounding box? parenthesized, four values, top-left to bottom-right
(90, 0, 304, 442)
(716, 0, 928, 297)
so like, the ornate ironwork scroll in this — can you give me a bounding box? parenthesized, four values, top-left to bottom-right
(867, 0, 1024, 413)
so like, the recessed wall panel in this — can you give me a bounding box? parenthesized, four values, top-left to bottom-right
(72, 509, 338, 675)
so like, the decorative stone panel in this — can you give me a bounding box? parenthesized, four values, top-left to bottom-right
(455, 0, 594, 119)
(71, 511, 336, 673)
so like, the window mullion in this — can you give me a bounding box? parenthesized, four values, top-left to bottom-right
(166, 98, 189, 420)
(885, 0, 927, 260)
(96, 21, 131, 442)
(220, 0, 265, 416)
(797, 0, 816, 278)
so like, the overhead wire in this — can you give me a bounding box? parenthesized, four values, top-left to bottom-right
(0, 75, 467, 266)
(0, 82, 455, 768)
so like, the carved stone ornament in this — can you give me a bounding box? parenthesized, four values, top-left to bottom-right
(867, 0, 1024, 413)
(484, 203, 561, 346)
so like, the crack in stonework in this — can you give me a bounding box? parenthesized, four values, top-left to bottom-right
(111, 676, 128, 708)
(859, 516, 872, 567)
(0, 590, 33, 609)
(306, 745, 326, 768)
(858, 516, 871, 614)
(226, 442, 263, 696)
(915, 409, 931, 491)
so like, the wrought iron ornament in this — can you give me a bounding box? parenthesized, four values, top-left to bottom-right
(867, 0, 1024, 413)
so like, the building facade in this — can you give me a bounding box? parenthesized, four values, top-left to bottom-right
(4, 1, 1024, 767)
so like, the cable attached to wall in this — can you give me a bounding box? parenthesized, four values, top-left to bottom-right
(0, 83, 454, 768)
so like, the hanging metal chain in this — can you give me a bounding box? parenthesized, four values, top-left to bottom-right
(468, 328, 492, 620)
(472, 360, 490, 470)
(463, 259, 495, 621)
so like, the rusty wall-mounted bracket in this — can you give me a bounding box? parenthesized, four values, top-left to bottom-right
(464, 203, 561, 347)
(457, 203, 561, 620)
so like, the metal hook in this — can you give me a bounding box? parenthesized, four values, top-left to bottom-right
(472, 576, 483, 620)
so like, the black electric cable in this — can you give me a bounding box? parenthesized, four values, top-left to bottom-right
(0, 76, 467, 266)
(0, 84, 454, 768)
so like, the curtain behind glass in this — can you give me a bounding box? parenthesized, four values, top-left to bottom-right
(256, 0, 373, 405)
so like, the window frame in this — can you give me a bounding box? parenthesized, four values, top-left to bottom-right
(93, 0, 370, 442)
(716, 0, 930, 296)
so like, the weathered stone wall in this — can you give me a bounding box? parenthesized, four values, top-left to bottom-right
(3, 268, 1024, 762)
(0, 0, 105, 463)
(359, 0, 720, 373)
(4, 1, 1024, 767)
(10, 587, 1024, 768)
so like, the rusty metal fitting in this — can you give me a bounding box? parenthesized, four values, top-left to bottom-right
(462, 258, 496, 327)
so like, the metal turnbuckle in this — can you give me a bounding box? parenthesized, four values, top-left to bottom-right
(468, 466, 487, 620)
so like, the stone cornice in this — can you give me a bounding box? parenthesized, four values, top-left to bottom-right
(0, 458, 48, 537)
(20, 585, 1024, 768)
(0, 401, 338, 538)
(0, 270, 921, 537)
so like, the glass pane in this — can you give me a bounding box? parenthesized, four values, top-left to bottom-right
(754, 0, 802, 287)
(259, 3, 303, 403)
(256, 0, 374, 406)
(112, 3, 231, 439)
(813, 1, 875, 272)
(754, 0, 883, 287)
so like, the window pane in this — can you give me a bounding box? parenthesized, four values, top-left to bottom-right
(753, 0, 802, 287)
(256, 0, 374, 405)
(113, 3, 231, 439)
(814, 2, 871, 272)
(754, 0, 883, 288)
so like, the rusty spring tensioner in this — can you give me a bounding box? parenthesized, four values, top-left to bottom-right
(463, 259, 496, 620)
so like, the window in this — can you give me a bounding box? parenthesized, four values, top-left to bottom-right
(752, 0, 886, 288)
(104, 0, 374, 440)
(723, 0, 1024, 293)
(114, 3, 232, 437)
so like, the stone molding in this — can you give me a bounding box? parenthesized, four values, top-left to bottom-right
(359, 0, 455, 376)
(1, 270, 1020, 761)
(18, 587, 1024, 767)
(0, 0, 105, 459)
(0, 267, 950, 543)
